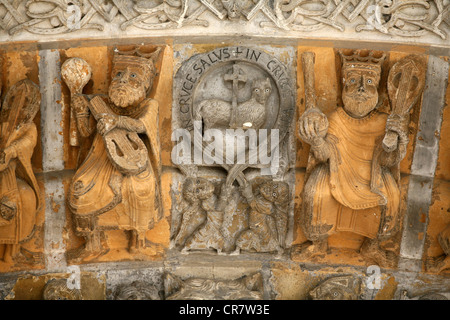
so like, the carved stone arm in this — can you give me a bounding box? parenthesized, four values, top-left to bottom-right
(309, 139, 332, 163)
(379, 140, 408, 167)
(298, 107, 330, 162)
(380, 114, 409, 167)
(0, 124, 36, 172)
(96, 113, 146, 136)
(116, 116, 146, 134)
(72, 94, 96, 137)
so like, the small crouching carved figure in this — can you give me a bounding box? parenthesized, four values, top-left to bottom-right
(0, 79, 42, 264)
(62, 48, 162, 262)
(171, 176, 289, 257)
(170, 177, 233, 255)
(298, 50, 425, 268)
(231, 179, 289, 257)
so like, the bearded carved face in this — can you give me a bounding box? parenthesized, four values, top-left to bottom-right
(342, 69, 380, 118)
(108, 66, 149, 108)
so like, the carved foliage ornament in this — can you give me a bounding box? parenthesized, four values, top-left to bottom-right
(0, 1, 447, 40)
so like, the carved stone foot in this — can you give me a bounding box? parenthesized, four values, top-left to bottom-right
(275, 247, 284, 259)
(298, 240, 328, 260)
(217, 249, 228, 256)
(180, 247, 190, 255)
(360, 238, 396, 269)
(66, 242, 109, 263)
(228, 247, 241, 256)
(0, 244, 16, 264)
(16, 247, 44, 265)
(129, 230, 147, 254)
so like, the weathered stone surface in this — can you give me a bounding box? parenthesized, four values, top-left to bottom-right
(0, 8, 449, 300)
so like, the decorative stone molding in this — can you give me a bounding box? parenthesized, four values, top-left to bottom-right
(0, 1, 448, 48)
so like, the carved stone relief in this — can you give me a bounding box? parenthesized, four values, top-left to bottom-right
(42, 279, 82, 300)
(297, 50, 426, 268)
(400, 290, 450, 300)
(62, 46, 163, 262)
(426, 223, 450, 273)
(114, 280, 163, 300)
(164, 272, 263, 300)
(309, 275, 361, 300)
(0, 78, 42, 266)
(0, 1, 447, 43)
(171, 46, 295, 257)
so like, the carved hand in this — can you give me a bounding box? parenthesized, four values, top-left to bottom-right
(0, 145, 17, 171)
(298, 108, 328, 147)
(385, 114, 409, 146)
(71, 94, 90, 114)
(97, 113, 119, 136)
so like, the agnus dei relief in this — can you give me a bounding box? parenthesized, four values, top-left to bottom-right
(62, 46, 163, 262)
(171, 46, 295, 257)
(0, 78, 42, 267)
(297, 49, 426, 268)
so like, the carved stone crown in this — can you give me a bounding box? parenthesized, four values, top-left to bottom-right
(340, 49, 386, 74)
(112, 54, 155, 81)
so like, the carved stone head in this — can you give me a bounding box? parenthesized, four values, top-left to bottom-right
(182, 177, 215, 203)
(108, 51, 158, 109)
(221, 0, 241, 19)
(251, 77, 272, 104)
(259, 181, 289, 204)
(340, 50, 386, 118)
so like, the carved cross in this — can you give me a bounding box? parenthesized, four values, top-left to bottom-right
(224, 64, 247, 128)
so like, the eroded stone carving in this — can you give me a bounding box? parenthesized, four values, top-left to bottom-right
(269, 0, 449, 39)
(427, 223, 450, 274)
(114, 280, 162, 300)
(297, 50, 426, 268)
(171, 46, 294, 256)
(43, 279, 82, 300)
(171, 176, 290, 256)
(0, 1, 447, 41)
(0, 79, 42, 265)
(232, 178, 289, 256)
(164, 273, 263, 300)
(309, 275, 361, 300)
(62, 47, 162, 262)
(400, 289, 450, 300)
(436, 224, 450, 273)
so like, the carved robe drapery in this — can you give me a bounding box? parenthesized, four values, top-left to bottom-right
(0, 122, 41, 244)
(302, 107, 401, 240)
(68, 98, 161, 234)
